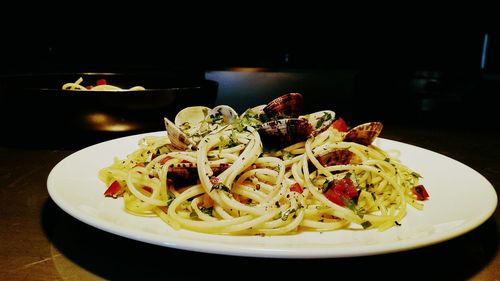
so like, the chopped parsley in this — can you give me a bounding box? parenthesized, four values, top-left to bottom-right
(411, 171, 422, 178)
(200, 206, 214, 216)
(315, 112, 333, 129)
(210, 183, 230, 192)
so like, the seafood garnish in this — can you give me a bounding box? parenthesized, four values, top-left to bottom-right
(257, 93, 339, 146)
(164, 118, 197, 150)
(260, 118, 312, 145)
(343, 122, 383, 146)
(206, 105, 238, 125)
(302, 110, 336, 136)
(315, 148, 354, 166)
(263, 92, 303, 119)
(165, 93, 382, 151)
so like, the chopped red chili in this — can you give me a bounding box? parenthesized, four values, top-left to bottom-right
(104, 180, 124, 198)
(290, 182, 303, 193)
(324, 178, 358, 206)
(411, 185, 429, 200)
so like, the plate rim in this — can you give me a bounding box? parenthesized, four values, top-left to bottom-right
(46, 131, 498, 258)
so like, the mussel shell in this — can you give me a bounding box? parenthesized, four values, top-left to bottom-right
(263, 93, 303, 118)
(164, 117, 197, 150)
(343, 122, 383, 145)
(259, 118, 312, 146)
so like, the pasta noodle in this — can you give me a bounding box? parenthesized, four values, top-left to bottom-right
(62, 77, 145, 91)
(98, 95, 428, 235)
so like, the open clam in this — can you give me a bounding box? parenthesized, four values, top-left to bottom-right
(174, 106, 210, 138)
(166, 105, 240, 150)
(240, 104, 266, 119)
(302, 110, 336, 136)
(259, 118, 312, 145)
(343, 122, 383, 145)
(263, 93, 303, 119)
(258, 93, 337, 146)
(164, 117, 197, 150)
(206, 105, 238, 126)
(315, 147, 353, 166)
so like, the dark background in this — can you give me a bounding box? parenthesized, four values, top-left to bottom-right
(1, 30, 493, 73)
(1, 26, 499, 145)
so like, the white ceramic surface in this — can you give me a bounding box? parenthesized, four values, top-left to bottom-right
(47, 132, 497, 258)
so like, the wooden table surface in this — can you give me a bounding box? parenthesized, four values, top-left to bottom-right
(1, 126, 498, 280)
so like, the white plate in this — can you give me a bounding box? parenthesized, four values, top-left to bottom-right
(47, 132, 497, 258)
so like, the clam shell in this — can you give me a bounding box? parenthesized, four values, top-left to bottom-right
(303, 110, 335, 136)
(168, 163, 231, 186)
(315, 148, 353, 166)
(174, 106, 210, 132)
(343, 122, 383, 145)
(259, 118, 312, 146)
(164, 117, 197, 150)
(206, 105, 238, 125)
(263, 93, 303, 118)
(240, 104, 266, 119)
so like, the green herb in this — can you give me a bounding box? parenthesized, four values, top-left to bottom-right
(179, 122, 191, 132)
(273, 211, 283, 220)
(210, 183, 230, 192)
(208, 112, 224, 124)
(281, 208, 297, 221)
(234, 109, 263, 131)
(341, 197, 357, 211)
(361, 221, 372, 229)
(228, 130, 239, 147)
(200, 206, 214, 216)
(322, 181, 333, 193)
(315, 112, 332, 129)
(356, 207, 366, 218)
(167, 191, 175, 200)
(411, 171, 422, 178)
(190, 209, 197, 218)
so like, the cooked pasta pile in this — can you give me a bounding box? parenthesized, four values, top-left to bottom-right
(62, 77, 145, 91)
(98, 99, 428, 235)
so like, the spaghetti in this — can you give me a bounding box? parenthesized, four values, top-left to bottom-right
(62, 77, 145, 91)
(98, 96, 428, 235)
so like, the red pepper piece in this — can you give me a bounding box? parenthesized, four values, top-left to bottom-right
(411, 185, 429, 200)
(331, 117, 348, 132)
(96, 79, 107, 86)
(290, 182, 303, 193)
(324, 178, 358, 206)
(104, 181, 124, 198)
